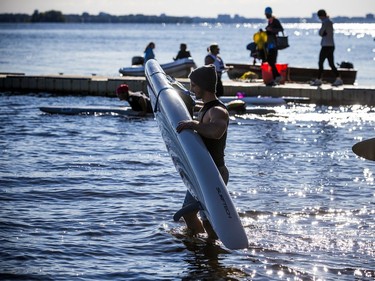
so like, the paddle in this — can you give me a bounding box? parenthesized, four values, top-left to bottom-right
(352, 138, 375, 161)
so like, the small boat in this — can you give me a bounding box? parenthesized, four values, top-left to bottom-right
(226, 62, 357, 85)
(221, 96, 286, 106)
(39, 99, 278, 118)
(119, 57, 196, 78)
(39, 106, 152, 117)
(225, 99, 276, 115)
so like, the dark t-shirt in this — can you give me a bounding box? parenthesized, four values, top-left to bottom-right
(265, 17, 283, 48)
(175, 50, 191, 60)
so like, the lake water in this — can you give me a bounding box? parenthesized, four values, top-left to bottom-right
(0, 22, 374, 85)
(0, 23, 375, 281)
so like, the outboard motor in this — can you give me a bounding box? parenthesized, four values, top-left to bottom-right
(338, 61, 354, 69)
(132, 56, 145, 66)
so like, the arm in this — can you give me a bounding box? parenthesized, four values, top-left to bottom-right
(176, 106, 228, 139)
(174, 51, 182, 60)
(205, 55, 215, 65)
(319, 20, 328, 37)
(138, 96, 148, 116)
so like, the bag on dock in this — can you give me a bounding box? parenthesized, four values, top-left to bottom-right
(277, 32, 289, 50)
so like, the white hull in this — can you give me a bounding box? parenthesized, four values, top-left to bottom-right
(119, 57, 196, 78)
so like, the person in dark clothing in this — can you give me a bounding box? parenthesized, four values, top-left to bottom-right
(144, 42, 155, 63)
(264, 6, 284, 85)
(310, 9, 343, 86)
(116, 84, 153, 116)
(176, 65, 229, 240)
(174, 43, 192, 60)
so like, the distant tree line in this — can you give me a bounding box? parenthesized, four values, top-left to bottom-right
(0, 10, 374, 24)
(0, 10, 194, 23)
(31, 10, 65, 22)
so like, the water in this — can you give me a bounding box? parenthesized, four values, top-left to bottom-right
(1, 23, 375, 281)
(0, 23, 374, 85)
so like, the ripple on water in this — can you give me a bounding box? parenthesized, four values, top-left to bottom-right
(1, 94, 374, 280)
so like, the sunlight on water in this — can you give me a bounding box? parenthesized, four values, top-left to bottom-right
(224, 100, 375, 280)
(235, 104, 375, 126)
(362, 168, 374, 183)
(289, 23, 375, 36)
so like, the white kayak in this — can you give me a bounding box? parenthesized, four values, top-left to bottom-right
(39, 104, 275, 117)
(39, 106, 152, 117)
(145, 59, 248, 250)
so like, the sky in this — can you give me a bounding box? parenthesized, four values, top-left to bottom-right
(0, 0, 374, 18)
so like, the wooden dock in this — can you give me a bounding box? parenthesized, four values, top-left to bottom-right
(1, 73, 375, 106)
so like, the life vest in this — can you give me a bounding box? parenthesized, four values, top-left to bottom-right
(253, 31, 268, 50)
(206, 54, 225, 74)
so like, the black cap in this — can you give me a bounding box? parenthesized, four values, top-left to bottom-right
(188, 65, 217, 93)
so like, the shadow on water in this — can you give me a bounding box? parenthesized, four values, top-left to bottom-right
(172, 229, 321, 281)
(173, 232, 249, 281)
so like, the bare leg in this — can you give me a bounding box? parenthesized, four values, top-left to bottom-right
(202, 220, 218, 240)
(182, 211, 205, 235)
(181, 166, 229, 239)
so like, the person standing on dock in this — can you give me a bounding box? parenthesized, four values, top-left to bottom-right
(310, 9, 343, 87)
(176, 65, 230, 240)
(204, 43, 226, 97)
(264, 7, 284, 86)
(116, 84, 153, 116)
(144, 42, 155, 64)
